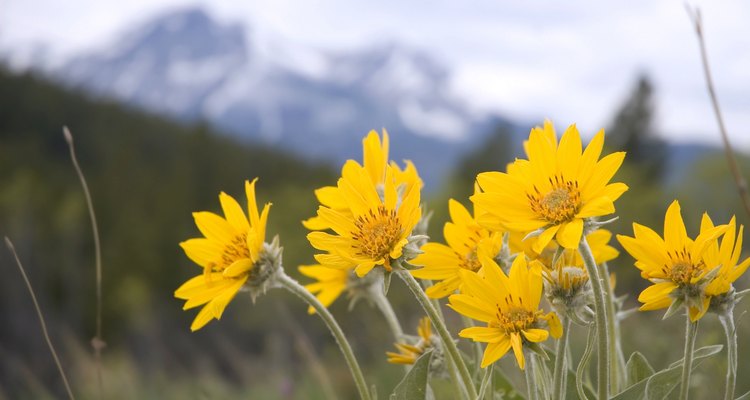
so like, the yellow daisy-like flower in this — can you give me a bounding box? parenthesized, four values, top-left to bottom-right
(386, 317, 434, 365)
(449, 252, 562, 369)
(510, 229, 619, 268)
(617, 200, 727, 321)
(308, 161, 422, 277)
(298, 264, 351, 314)
(700, 215, 750, 298)
(472, 121, 628, 252)
(303, 129, 421, 230)
(175, 179, 271, 331)
(410, 198, 503, 298)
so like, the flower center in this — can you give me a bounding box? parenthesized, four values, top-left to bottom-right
(492, 297, 536, 334)
(352, 205, 403, 261)
(662, 248, 704, 285)
(668, 261, 701, 285)
(529, 177, 581, 224)
(458, 248, 482, 272)
(216, 233, 250, 270)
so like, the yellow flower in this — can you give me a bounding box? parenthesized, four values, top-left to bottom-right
(308, 161, 422, 277)
(472, 121, 628, 252)
(303, 130, 421, 230)
(534, 230, 619, 309)
(449, 252, 562, 369)
(410, 198, 503, 298)
(510, 229, 619, 268)
(386, 317, 434, 365)
(299, 264, 351, 314)
(175, 179, 271, 331)
(700, 215, 750, 297)
(617, 200, 727, 321)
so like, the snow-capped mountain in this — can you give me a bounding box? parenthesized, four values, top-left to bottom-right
(10, 7, 514, 186)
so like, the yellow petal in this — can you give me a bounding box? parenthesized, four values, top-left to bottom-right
(522, 328, 549, 343)
(355, 261, 376, 277)
(459, 326, 505, 343)
(638, 282, 677, 304)
(424, 276, 462, 299)
(663, 200, 688, 251)
(193, 211, 236, 243)
(577, 197, 615, 219)
(556, 219, 583, 249)
(557, 124, 582, 178)
(532, 225, 560, 254)
(245, 178, 261, 229)
(510, 332, 525, 370)
(547, 312, 563, 338)
(363, 130, 388, 184)
(219, 191, 249, 232)
(180, 239, 222, 268)
(223, 258, 254, 278)
(448, 294, 496, 322)
(314, 186, 348, 209)
(480, 336, 512, 368)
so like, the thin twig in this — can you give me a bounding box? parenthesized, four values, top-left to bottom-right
(686, 6, 750, 217)
(63, 126, 105, 396)
(5, 237, 76, 400)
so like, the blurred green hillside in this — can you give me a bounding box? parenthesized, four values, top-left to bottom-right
(2, 69, 750, 399)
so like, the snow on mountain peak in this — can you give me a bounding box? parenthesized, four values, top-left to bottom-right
(4, 6, 510, 185)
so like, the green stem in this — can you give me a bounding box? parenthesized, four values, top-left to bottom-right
(446, 349, 470, 400)
(396, 269, 478, 399)
(477, 362, 493, 400)
(525, 353, 539, 400)
(679, 317, 698, 400)
(552, 317, 571, 400)
(370, 285, 404, 339)
(422, 279, 470, 400)
(599, 261, 625, 394)
(720, 313, 736, 400)
(578, 236, 610, 400)
(576, 324, 596, 400)
(278, 272, 371, 400)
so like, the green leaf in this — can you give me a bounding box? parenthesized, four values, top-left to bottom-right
(626, 352, 655, 386)
(492, 367, 525, 400)
(611, 345, 723, 400)
(668, 345, 723, 369)
(390, 350, 433, 400)
(661, 298, 683, 320)
(383, 270, 393, 296)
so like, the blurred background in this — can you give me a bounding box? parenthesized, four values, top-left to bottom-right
(1, 1, 749, 399)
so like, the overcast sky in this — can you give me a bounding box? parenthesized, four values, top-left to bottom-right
(2, 0, 748, 148)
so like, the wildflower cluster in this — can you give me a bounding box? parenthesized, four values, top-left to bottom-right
(174, 122, 748, 400)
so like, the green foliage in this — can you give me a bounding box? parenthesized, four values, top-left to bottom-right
(607, 74, 666, 183)
(0, 68, 340, 395)
(390, 350, 433, 400)
(612, 345, 722, 400)
(626, 352, 655, 387)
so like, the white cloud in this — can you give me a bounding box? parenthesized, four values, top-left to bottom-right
(1, 0, 748, 148)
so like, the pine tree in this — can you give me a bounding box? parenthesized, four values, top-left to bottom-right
(608, 74, 666, 183)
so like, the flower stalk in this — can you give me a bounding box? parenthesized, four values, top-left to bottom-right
(525, 352, 539, 400)
(679, 318, 699, 400)
(396, 268, 478, 399)
(370, 283, 404, 339)
(277, 271, 372, 400)
(719, 313, 737, 400)
(552, 317, 571, 400)
(578, 235, 609, 400)
(599, 261, 626, 394)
